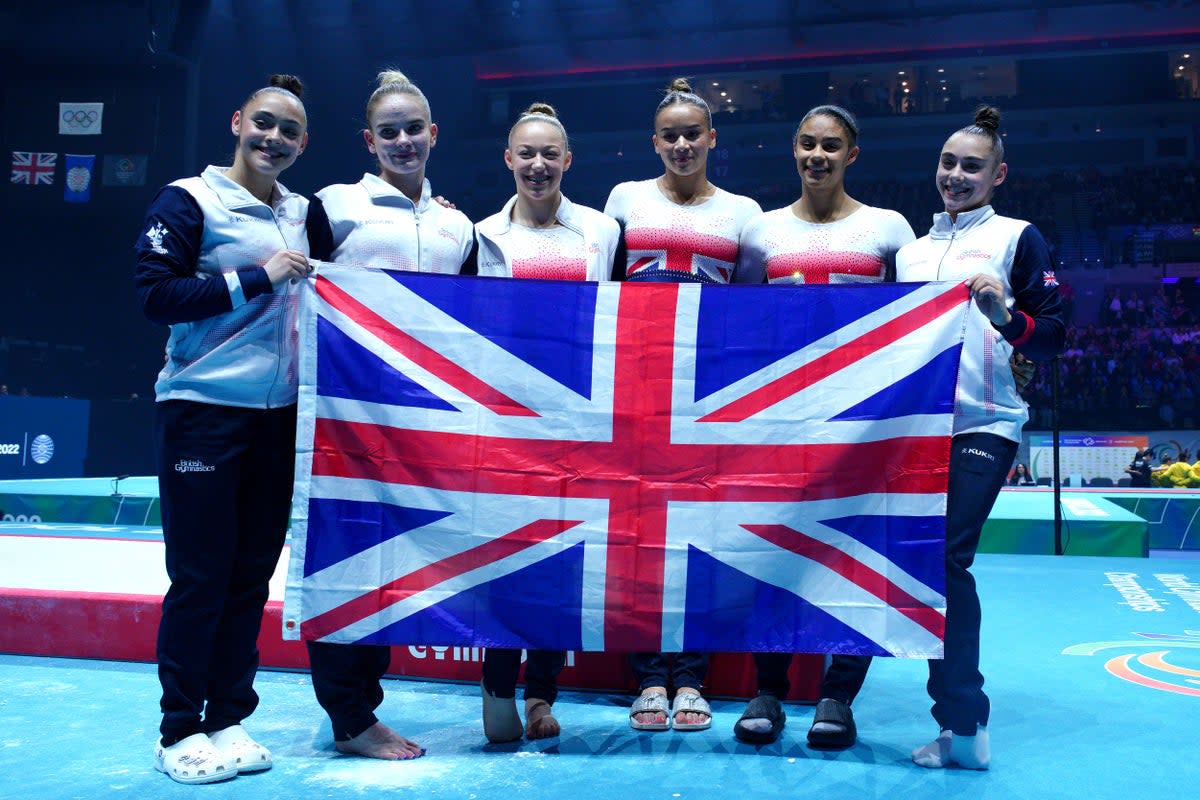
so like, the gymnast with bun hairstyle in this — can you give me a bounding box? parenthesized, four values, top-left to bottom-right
(302, 68, 477, 762)
(474, 101, 620, 744)
(475, 102, 619, 280)
(896, 105, 1065, 770)
(604, 78, 762, 733)
(136, 73, 316, 784)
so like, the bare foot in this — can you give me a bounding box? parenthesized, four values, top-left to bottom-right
(334, 722, 425, 760)
(632, 687, 669, 728)
(674, 688, 709, 728)
(525, 700, 560, 739)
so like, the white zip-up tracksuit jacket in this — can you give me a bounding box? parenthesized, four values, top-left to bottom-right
(896, 205, 1065, 442)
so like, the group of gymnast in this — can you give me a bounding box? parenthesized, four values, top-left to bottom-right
(134, 69, 1065, 783)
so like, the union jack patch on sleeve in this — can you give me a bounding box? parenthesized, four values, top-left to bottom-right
(1042, 270, 1059, 287)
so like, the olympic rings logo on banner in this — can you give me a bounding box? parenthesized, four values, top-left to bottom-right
(61, 110, 99, 127)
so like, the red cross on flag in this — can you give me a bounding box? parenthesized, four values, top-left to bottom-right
(284, 266, 969, 658)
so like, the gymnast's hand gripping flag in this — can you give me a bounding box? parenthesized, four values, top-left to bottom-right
(283, 264, 969, 657)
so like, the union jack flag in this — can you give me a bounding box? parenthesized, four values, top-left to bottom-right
(284, 266, 970, 657)
(627, 255, 661, 278)
(11, 152, 57, 185)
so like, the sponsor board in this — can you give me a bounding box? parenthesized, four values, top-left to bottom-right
(0, 397, 88, 478)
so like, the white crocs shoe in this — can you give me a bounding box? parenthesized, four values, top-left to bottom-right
(912, 727, 990, 770)
(155, 733, 237, 784)
(911, 730, 952, 768)
(208, 724, 273, 773)
(481, 681, 523, 744)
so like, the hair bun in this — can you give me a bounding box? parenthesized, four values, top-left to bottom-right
(973, 104, 1001, 131)
(377, 69, 412, 87)
(667, 77, 694, 94)
(525, 102, 558, 118)
(268, 74, 304, 99)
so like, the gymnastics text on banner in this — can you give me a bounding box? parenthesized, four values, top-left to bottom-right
(283, 266, 969, 657)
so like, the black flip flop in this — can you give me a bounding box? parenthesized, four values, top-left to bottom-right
(806, 698, 856, 749)
(734, 694, 786, 744)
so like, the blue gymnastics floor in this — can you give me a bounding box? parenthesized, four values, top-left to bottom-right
(2, 553, 1198, 800)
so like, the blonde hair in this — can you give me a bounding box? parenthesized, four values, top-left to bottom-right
(508, 101, 569, 151)
(655, 77, 712, 128)
(366, 69, 431, 126)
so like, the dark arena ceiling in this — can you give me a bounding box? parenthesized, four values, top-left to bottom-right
(4, 1, 1198, 76)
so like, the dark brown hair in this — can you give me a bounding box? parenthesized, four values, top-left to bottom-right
(656, 77, 712, 129)
(956, 104, 1004, 163)
(242, 73, 305, 111)
(795, 104, 859, 149)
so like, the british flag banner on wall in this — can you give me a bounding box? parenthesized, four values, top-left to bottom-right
(283, 265, 970, 658)
(11, 152, 57, 185)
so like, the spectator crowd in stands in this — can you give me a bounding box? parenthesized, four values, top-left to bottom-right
(1091, 164, 1200, 229)
(1100, 284, 1196, 328)
(1023, 317, 1200, 430)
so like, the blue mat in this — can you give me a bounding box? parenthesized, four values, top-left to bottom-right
(2, 553, 1197, 799)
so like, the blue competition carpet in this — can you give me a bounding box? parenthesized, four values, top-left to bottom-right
(2, 552, 1198, 799)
